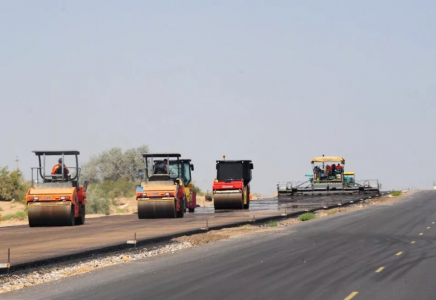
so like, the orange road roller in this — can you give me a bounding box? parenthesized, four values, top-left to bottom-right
(26, 150, 88, 227)
(136, 153, 187, 218)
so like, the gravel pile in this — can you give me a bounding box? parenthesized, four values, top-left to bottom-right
(0, 241, 193, 294)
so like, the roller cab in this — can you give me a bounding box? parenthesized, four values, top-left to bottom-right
(136, 153, 186, 219)
(212, 158, 253, 210)
(179, 159, 196, 213)
(26, 151, 88, 227)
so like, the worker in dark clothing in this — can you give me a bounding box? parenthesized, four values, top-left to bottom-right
(154, 159, 168, 174)
(331, 164, 337, 176)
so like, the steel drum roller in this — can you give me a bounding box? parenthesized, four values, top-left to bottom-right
(28, 204, 73, 226)
(214, 192, 244, 210)
(138, 200, 176, 218)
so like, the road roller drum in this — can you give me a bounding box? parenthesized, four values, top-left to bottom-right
(28, 204, 75, 226)
(214, 191, 244, 209)
(138, 200, 176, 218)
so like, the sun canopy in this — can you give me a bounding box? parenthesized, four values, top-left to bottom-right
(344, 172, 355, 175)
(142, 153, 181, 158)
(33, 151, 80, 156)
(311, 156, 345, 164)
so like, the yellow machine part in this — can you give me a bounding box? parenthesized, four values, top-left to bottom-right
(28, 202, 74, 226)
(137, 199, 176, 219)
(243, 188, 248, 205)
(184, 187, 191, 202)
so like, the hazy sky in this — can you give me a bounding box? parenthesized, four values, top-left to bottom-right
(1, 1, 435, 194)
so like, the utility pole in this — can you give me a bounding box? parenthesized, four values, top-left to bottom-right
(15, 156, 19, 171)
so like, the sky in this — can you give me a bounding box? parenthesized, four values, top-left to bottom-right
(0, 0, 435, 194)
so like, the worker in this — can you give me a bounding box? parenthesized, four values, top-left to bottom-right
(154, 159, 168, 174)
(325, 164, 331, 178)
(336, 163, 343, 172)
(331, 164, 337, 175)
(51, 158, 69, 178)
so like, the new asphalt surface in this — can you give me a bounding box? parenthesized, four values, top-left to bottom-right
(2, 191, 434, 300)
(0, 194, 373, 267)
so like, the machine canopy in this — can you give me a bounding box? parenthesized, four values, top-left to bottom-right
(33, 150, 80, 156)
(311, 156, 345, 164)
(142, 153, 181, 158)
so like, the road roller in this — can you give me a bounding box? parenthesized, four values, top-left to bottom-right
(26, 150, 88, 227)
(136, 153, 187, 219)
(212, 157, 253, 210)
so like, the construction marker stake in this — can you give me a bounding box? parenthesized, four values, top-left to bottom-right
(127, 233, 137, 247)
(201, 219, 209, 231)
(0, 248, 11, 272)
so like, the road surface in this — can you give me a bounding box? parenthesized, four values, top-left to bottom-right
(3, 191, 425, 300)
(0, 194, 372, 267)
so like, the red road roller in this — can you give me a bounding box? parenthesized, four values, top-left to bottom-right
(212, 157, 253, 210)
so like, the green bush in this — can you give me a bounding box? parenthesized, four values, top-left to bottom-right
(299, 212, 316, 222)
(269, 220, 278, 227)
(0, 167, 29, 203)
(85, 179, 136, 214)
(1, 211, 28, 221)
(80, 145, 149, 215)
(81, 145, 149, 183)
(390, 191, 402, 197)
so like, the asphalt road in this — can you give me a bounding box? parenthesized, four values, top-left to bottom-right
(2, 191, 432, 300)
(0, 194, 372, 267)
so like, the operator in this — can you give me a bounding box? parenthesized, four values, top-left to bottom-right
(336, 163, 343, 172)
(154, 159, 168, 174)
(52, 158, 70, 178)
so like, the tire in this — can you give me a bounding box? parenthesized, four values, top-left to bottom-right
(68, 205, 76, 226)
(176, 200, 185, 218)
(75, 204, 85, 225)
(188, 208, 195, 213)
(243, 188, 249, 209)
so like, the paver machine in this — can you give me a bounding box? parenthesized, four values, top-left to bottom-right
(136, 153, 187, 218)
(212, 157, 253, 210)
(277, 155, 380, 196)
(26, 151, 87, 227)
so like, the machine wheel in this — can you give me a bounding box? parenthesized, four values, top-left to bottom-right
(75, 204, 86, 225)
(188, 208, 195, 213)
(243, 188, 249, 209)
(68, 205, 76, 226)
(176, 199, 185, 218)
